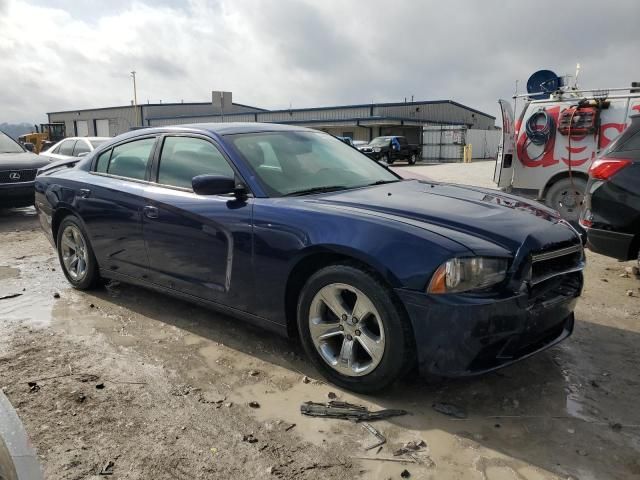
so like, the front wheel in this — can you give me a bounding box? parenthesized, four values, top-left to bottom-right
(544, 177, 587, 223)
(297, 264, 414, 393)
(56, 215, 100, 290)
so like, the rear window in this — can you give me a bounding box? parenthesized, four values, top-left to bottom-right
(618, 130, 640, 152)
(94, 137, 156, 180)
(602, 117, 640, 154)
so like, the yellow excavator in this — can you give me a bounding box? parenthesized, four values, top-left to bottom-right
(18, 123, 66, 153)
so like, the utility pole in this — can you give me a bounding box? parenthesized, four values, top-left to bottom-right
(131, 71, 139, 127)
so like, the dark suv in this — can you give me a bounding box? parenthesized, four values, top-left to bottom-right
(0, 130, 49, 209)
(580, 115, 640, 262)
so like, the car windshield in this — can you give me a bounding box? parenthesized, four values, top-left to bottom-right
(229, 131, 400, 197)
(90, 139, 107, 148)
(369, 137, 392, 146)
(0, 131, 24, 154)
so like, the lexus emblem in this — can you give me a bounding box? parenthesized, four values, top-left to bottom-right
(9, 172, 21, 180)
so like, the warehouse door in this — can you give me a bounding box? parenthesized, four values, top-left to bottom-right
(96, 119, 110, 137)
(76, 120, 89, 137)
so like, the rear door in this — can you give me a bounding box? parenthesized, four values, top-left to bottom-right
(142, 134, 254, 308)
(79, 136, 158, 279)
(494, 99, 516, 187)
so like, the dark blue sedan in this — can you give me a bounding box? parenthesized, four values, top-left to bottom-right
(35, 123, 584, 393)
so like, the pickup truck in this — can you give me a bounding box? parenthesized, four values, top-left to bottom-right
(359, 136, 421, 165)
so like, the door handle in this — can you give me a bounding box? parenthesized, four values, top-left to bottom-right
(143, 205, 159, 219)
(78, 188, 91, 198)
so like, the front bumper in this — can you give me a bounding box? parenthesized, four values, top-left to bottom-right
(396, 274, 581, 377)
(0, 182, 35, 208)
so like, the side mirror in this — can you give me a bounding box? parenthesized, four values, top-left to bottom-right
(24, 142, 35, 152)
(192, 174, 245, 197)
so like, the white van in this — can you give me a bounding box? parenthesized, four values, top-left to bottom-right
(494, 86, 640, 221)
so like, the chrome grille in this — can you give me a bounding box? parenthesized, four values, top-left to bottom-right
(0, 169, 37, 183)
(530, 243, 584, 286)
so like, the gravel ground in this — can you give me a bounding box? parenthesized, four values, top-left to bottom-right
(1, 162, 639, 479)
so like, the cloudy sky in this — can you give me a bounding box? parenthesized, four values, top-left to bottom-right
(0, 0, 638, 124)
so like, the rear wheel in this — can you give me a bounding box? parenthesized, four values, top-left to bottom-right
(297, 264, 414, 393)
(408, 153, 417, 165)
(545, 177, 587, 223)
(56, 215, 100, 290)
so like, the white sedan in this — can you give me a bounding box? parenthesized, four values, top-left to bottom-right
(40, 137, 109, 161)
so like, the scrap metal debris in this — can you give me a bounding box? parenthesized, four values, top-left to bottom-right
(242, 433, 258, 443)
(0, 293, 22, 300)
(301, 401, 407, 422)
(432, 402, 467, 419)
(27, 381, 40, 392)
(99, 460, 115, 475)
(361, 422, 386, 450)
(393, 440, 426, 457)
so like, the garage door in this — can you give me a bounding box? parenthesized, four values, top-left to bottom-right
(96, 119, 110, 137)
(76, 120, 89, 137)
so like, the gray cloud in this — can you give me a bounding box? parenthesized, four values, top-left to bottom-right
(1, 0, 639, 123)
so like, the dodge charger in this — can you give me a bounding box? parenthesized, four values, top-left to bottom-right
(34, 123, 584, 393)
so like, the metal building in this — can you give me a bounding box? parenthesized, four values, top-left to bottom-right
(47, 92, 495, 146)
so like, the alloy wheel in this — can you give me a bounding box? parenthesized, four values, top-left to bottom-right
(308, 283, 385, 377)
(60, 225, 89, 281)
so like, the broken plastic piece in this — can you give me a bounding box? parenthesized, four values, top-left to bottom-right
(300, 401, 407, 422)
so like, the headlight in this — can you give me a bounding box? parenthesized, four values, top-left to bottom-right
(427, 257, 509, 294)
(373, 147, 382, 152)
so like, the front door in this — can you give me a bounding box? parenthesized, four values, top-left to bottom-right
(142, 135, 254, 309)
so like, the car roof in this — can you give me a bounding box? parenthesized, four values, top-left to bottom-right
(61, 137, 110, 141)
(94, 123, 322, 149)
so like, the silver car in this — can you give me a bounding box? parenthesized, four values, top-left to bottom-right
(40, 137, 109, 161)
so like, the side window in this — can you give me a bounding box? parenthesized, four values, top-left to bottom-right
(95, 149, 111, 173)
(51, 143, 62, 154)
(158, 137, 234, 189)
(73, 140, 90, 156)
(107, 137, 156, 180)
(59, 140, 76, 156)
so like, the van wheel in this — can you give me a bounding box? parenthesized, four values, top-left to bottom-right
(297, 264, 414, 394)
(545, 177, 587, 223)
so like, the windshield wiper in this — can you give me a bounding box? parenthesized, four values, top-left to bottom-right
(365, 179, 401, 186)
(284, 185, 350, 197)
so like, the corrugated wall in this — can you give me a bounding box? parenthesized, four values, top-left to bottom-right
(144, 103, 261, 120)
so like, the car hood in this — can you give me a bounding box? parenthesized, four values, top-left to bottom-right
(0, 152, 49, 170)
(308, 180, 580, 255)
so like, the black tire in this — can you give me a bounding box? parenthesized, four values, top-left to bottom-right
(544, 177, 587, 223)
(56, 215, 100, 290)
(408, 153, 417, 165)
(383, 154, 394, 165)
(297, 264, 414, 394)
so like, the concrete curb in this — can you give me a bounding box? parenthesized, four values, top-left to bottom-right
(0, 391, 42, 480)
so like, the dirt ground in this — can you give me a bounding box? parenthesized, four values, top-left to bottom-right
(1, 167, 639, 479)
